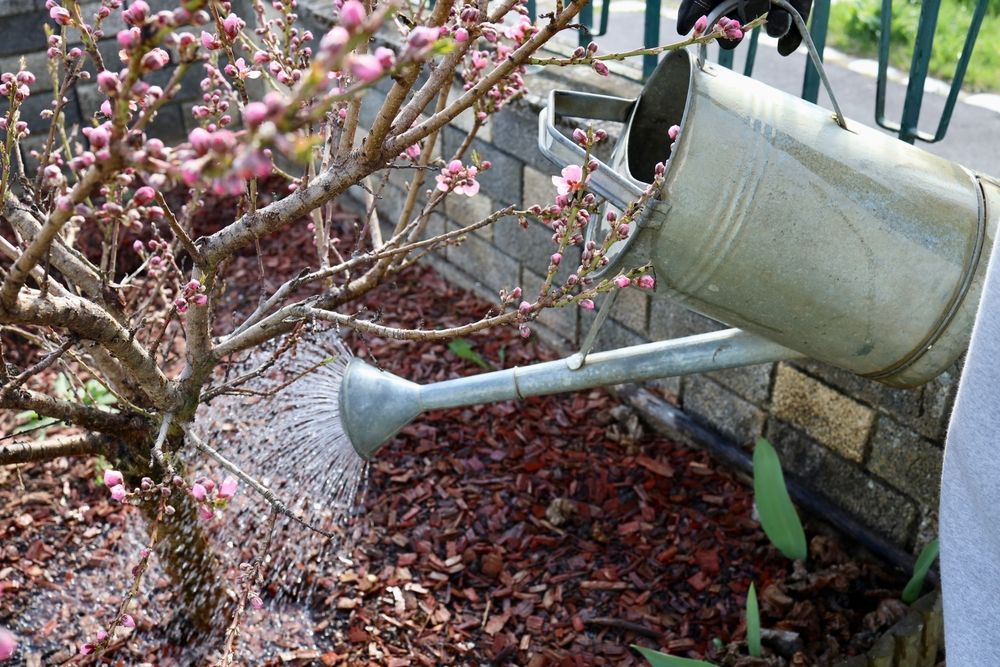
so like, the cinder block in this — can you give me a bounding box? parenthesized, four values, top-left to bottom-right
(0, 51, 51, 92)
(765, 417, 918, 547)
(0, 11, 50, 57)
(444, 192, 496, 241)
(684, 377, 765, 445)
(648, 299, 723, 341)
(493, 101, 547, 168)
(450, 84, 492, 143)
(707, 363, 774, 405)
(607, 286, 649, 338)
(867, 417, 943, 506)
(772, 363, 875, 463)
(446, 229, 521, 296)
(523, 164, 556, 209)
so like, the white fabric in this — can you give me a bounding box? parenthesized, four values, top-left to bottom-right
(941, 230, 1000, 666)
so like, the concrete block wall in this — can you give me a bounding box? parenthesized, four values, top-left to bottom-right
(343, 56, 953, 553)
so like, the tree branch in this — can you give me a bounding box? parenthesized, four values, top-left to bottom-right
(0, 432, 116, 466)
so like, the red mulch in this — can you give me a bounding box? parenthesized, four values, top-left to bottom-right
(0, 189, 910, 666)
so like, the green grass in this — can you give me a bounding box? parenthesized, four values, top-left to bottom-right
(827, 0, 1000, 92)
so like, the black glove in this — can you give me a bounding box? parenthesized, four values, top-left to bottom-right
(677, 0, 812, 56)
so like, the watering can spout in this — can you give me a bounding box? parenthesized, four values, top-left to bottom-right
(339, 329, 802, 459)
(339, 358, 423, 460)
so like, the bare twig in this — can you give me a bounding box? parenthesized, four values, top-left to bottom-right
(0, 336, 76, 403)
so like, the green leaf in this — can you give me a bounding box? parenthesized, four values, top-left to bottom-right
(753, 438, 808, 561)
(902, 537, 939, 603)
(632, 646, 716, 667)
(447, 338, 492, 370)
(746, 583, 761, 657)
(53, 372, 71, 398)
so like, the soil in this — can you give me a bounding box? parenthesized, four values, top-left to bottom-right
(0, 188, 914, 666)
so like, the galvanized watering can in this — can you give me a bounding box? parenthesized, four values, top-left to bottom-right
(340, 0, 1000, 459)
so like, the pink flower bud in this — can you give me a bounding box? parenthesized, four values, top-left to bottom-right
(96, 70, 120, 95)
(454, 27, 469, 42)
(110, 484, 127, 502)
(121, 614, 135, 629)
(253, 50, 270, 64)
(637, 275, 655, 289)
(340, 0, 365, 30)
(550, 252, 562, 266)
(668, 125, 680, 141)
(319, 26, 349, 59)
(133, 186, 156, 205)
(591, 61, 609, 77)
(192, 294, 208, 306)
(519, 324, 531, 339)
(141, 48, 169, 71)
(614, 275, 631, 289)
(190, 482, 207, 501)
(198, 505, 214, 520)
(579, 299, 595, 310)
(572, 128, 588, 145)
(404, 143, 421, 160)
(347, 54, 383, 82)
(693, 15, 708, 36)
(243, 101, 268, 127)
(374, 46, 395, 69)
(222, 13, 243, 39)
(123, 0, 148, 25)
(117, 27, 141, 49)
(518, 300, 531, 314)
(133, 240, 144, 252)
(0, 630, 16, 660)
(79, 643, 94, 655)
(188, 127, 212, 155)
(250, 595, 264, 609)
(49, 6, 72, 25)
(218, 476, 238, 499)
(104, 469, 124, 486)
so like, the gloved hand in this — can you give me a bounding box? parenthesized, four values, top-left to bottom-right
(677, 0, 813, 56)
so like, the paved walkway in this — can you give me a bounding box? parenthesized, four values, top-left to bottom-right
(551, 2, 1000, 176)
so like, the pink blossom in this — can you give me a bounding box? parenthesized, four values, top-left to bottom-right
(188, 127, 213, 155)
(0, 629, 16, 660)
(504, 16, 534, 44)
(454, 27, 469, 42)
(693, 15, 708, 36)
(218, 476, 238, 499)
(190, 483, 207, 500)
(668, 124, 680, 141)
(348, 54, 383, 82)
(121, 614, 135, 629)
(192, 294, 208, 306)
(579, 299, 595, 310)
(49, 6, 72, 25)
(123, 0, 149, 25)
(404, 143, 421, 160)
(234, 149, 272, 179)
(110, 484, 127, 502)
(637, 275, 655, 289)
(79, 643, 94, 655)
(133, 186, 156, 205)
(470, 51, 489, 70)
(435, 160, 480, 197)
(253, 50, 270, 64)
(319, 27, 349, 59)
(551, 164, 589, 196)
(104, 469, 124, 487)
(200, 31, 221, 50)
(96, 630, 107, 642)
(613, 275, 631, 289)
(250, 595, 264, 610)
(198, 505, 215, 520)
(340, 0, 366, 30)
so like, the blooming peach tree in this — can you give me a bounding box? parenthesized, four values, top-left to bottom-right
(0, 0, 745, 658)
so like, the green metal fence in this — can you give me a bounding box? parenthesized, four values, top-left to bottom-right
(527, 0, 988, 145)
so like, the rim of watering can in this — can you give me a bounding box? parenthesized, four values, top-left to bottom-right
(584, 48, 697, 281)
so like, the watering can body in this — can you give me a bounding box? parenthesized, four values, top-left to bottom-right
(540, 47, 999, 388)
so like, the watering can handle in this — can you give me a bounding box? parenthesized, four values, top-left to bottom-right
(538, 90, 647, 208)
(698, 0, 848, 130)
